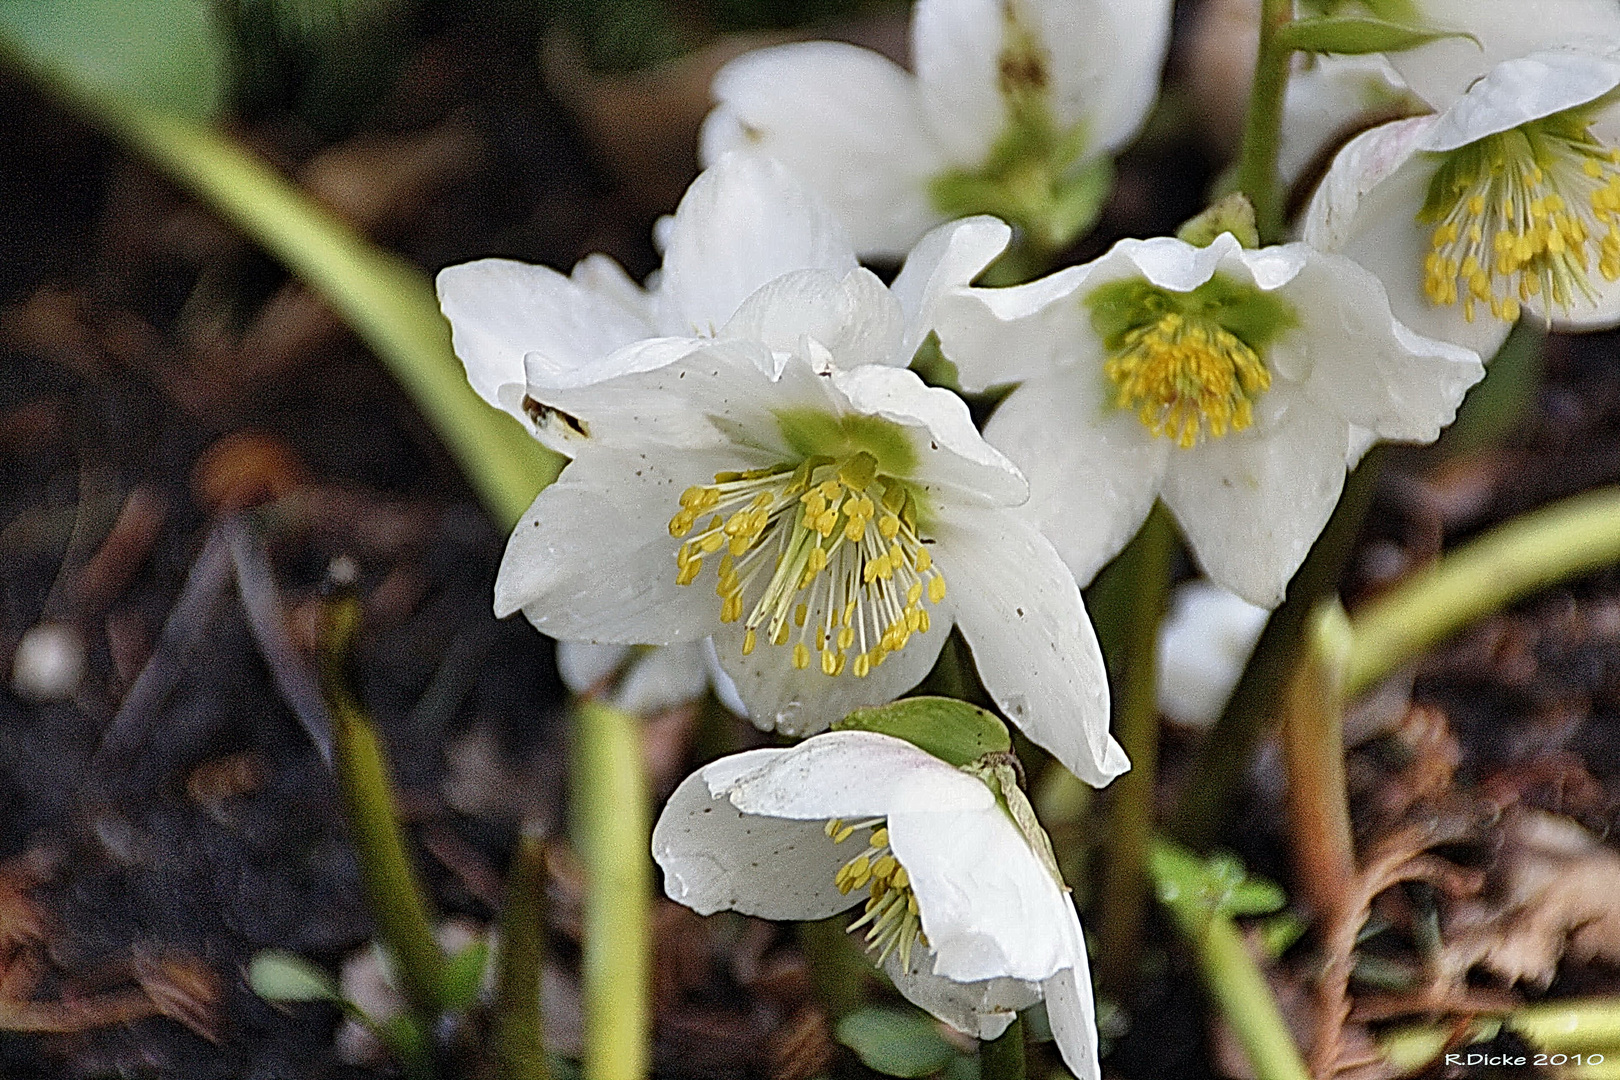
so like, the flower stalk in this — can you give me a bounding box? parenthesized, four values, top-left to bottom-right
(1345, 485, 1620, 697)
(319, 592, 449, 1043)
(979, 1015, 1026, 1080)
(575, 700, 652, 1080)
(494, 833, 552, 1080)
(1095, 504, 1175, 992)
(1234, 0, 1296, 243)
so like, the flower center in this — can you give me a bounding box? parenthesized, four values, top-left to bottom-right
(827, 817, 926, 969)
(668, 452, 946, 678)
(1420, 110, 1620, 323)
(1103, 311, 1272, 448)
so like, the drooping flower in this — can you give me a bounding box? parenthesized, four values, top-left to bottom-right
(699, 0, 1173, 259)
(1155, 580, 1268, 728)
(933, 231, 1484, 607)
(437, 153, 1124, 785)
(1305, 50, 1620, 359)
(653, 729, 1101, 1079)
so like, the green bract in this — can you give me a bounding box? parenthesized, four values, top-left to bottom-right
(835, 696, 1011, 768)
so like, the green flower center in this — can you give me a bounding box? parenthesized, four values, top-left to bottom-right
(1085, 274, 1296, 448)
(668, 451, 945, 678)
(827, 817, 926, 969)
(1420, 107, 1620, 323)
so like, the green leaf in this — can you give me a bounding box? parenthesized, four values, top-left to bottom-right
(0, 0, 228, 119)
(439, 939, 491, 1012)
(834, 697, 1011, 768)
(247, 950, 339, 1002)
(1274, 15, 1479, 56)
(1151, 840, 1287, 921)
(837, 1008, 960, 1078)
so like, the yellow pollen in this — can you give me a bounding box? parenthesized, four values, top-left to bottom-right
(668, 452, 947, 679)
(1104, 311, 1271, 448)
(1421, 113, 1620, 323)
(829, 818, 926, 970)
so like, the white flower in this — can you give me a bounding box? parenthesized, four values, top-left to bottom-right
(557, 639, 748, 717)
(1278, 53, 1423, 186)
(1305, 50, 1620, 359)
(933, 232, 1484, 607)
(652, 729, 1101, 1080)
(1349, 0, 1620, 112)
(699, 0, 1173, 259)
(1155, 580, 1268, 728)
(437, 154, 1124, 786)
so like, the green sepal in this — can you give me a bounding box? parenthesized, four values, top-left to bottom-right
(1274, 15, 1478, 56)
(247, 949, 339, 1003)
(834, 696, 1011, 768)
(1177, 193, 1261, 250)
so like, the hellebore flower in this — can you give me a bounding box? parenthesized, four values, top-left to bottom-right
(653, 729, 1101, 1079)
(438, 154, 1123, 785)
(934, 231, 1484, 607)
(557, 639, 747, 717)
(1155, 580, 1268, 728)
(699, 0, 1172, 259)
(1306, 50, 1620, 360)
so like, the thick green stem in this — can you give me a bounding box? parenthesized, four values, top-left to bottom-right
(1096, 506, 1175, 992)
(494, 833, 551, 1080)
(1280, 604, 1355, 922)
(1345, 485, 1620, 697)
(1169, 450, 1384, 848)
(980, 1015, 1026, 1080)
(0, 42, 560, 529)
(575, 701, 651, 1080)
(1234, 0, 1295, 243)
(322, 596, 448, 1038)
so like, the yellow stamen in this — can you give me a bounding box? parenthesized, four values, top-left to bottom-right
(829, 818, 926, 970)
(1104, 311, 1271, 448)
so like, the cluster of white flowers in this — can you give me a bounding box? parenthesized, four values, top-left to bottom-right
(437, 0, 1620, 1075)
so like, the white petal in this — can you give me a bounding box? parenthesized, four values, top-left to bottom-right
(1121, 231, 1261, 293)
(982, 365, 1170, 586)
(700, 43, 948, 259)
(1155, 580, 1269, 729)
(701, 637, 749, 717)
(832, 365, 1029, 506)
(912, 0, 1011, 166)
(1424, 51, 1620, 152)
(1159, 391, 1351, 609)
(652, 750, 860, 920)
(930, 507, 1125, 786)
(1043, 963, 1102, 1080)
(720, 730, 991, 820)
(1276, 247, 1485, 440)
(657, 153, 857, 335)
(932, 263, 1095, 392)
(721, 268, 905, 371)
(1388, 3, 1620, 111)
(436, 257, 655, 418)
(883, 947, 1042, 1040)
(889, 774, 1084, 983)
(890, 216, 1013, 361)
(1047, 0, 1173, 155)
(555, 640, 631, 696)
(1279, 54, 1418, 186)
(616, 643, 712, 714)
(711, 610, 948, 739)
(1303, 117, 1515, 358)
(494, 445, 731, 641)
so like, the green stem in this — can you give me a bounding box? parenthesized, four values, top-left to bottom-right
(575, 701, 651, 1080)
(1154, 852, 1311, 1080)
(321, 595, 448, 1039)
(1096, 505, 1175, 992)
(494, 833, 552, 1080)
(1345, 485, 1620, 697)
(0, 43, 561, 529)
(1234, 0, 1295, 243)
(1169, 449, 1385, 848)
(980, 1015, 1026, 1080)
(796, 918, 867, 1022)
(1280, 604, 1355, 922)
